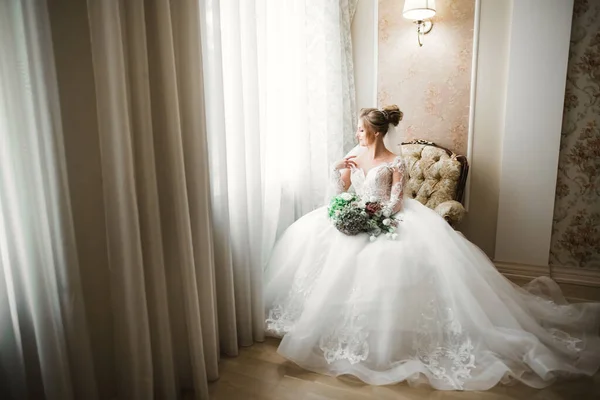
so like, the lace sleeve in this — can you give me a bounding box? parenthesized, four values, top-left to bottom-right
(328, 165, 350, 198)
(384, 158, 405, 216)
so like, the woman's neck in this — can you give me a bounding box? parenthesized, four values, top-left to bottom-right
(366, 140, 388, 160)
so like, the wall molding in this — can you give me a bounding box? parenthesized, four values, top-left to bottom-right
(494, 261, 550, 280)
(373, 0, 379, 106)
(495, 261, 600, 287)
(495, 261, 600, 302)
(464, 0, 482, 212)
(551, 266, 600, 287)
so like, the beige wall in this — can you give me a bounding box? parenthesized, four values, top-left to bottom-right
(494, 0, 573, 267)
(352, 0, 378, 110)
(47, 0, 115, 397)
(459, 0, 511, 257)
(369, 0, 504, 256)
(377, 0, 475, 156)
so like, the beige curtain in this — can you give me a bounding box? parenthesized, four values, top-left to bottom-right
(86, 0, 245, 398)
(0, 1, 97, 399)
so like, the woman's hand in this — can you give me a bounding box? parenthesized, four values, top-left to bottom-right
(333, 155, 358, 171)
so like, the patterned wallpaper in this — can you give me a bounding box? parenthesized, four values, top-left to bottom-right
(550, 0, 600, 270)
(377, 0, 475, 156)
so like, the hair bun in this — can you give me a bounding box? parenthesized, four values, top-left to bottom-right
(382, 105, 403, 126)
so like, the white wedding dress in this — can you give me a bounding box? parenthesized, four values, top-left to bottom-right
(263, 154, 600, 391)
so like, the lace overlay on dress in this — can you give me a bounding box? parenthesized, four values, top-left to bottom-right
(328, 167, 346, 197)
(314, 157, 406, 363)
(548, 328, 583, 353)
(319, 286, 369, 364)
(411, 280, 476, 390)
(268, 155, 407, 347)
(265, 248, 328, 337)
(351, 155, 405, 213)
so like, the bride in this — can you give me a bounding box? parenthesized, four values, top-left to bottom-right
(263, 106, 600, 390)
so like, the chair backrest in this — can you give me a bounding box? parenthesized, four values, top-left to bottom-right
(400, 139, 469, 209)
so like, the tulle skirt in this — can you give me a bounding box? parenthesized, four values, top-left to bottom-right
(263, 199, 600, 390)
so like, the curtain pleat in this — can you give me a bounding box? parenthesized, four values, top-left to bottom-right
(171, 0, 221, 382)
(87, 0, 231, 397)
(0, 1, 97, 399)
(198, 0, 241, 357)
(146, 0, 211, 394)
(87, 1, 154, 398)
(121, 1, 179, 398)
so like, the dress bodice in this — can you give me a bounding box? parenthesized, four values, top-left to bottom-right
(350, 156, 404, 203)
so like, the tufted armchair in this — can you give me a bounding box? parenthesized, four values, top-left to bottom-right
(400, 139, 469, 227)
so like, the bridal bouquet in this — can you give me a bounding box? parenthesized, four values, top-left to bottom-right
(328, 193, 398, 241)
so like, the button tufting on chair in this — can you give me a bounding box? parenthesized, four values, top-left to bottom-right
(401, 140, 469, 227)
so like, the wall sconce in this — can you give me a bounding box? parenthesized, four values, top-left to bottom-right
(402, 0, 436, 47)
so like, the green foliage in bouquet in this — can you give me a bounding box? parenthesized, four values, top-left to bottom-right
(327, 192, 358, 219)
(328, 193, 399, 240)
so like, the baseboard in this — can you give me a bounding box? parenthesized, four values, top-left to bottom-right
(494, 261, 550, 280)
(494, 261, 600, 302)
(551, 265, 600, 287)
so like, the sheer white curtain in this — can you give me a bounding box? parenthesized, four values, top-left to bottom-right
(201, 0, 358, 364)
(0, 1, 97, 399)
(203, 0, 358, 271)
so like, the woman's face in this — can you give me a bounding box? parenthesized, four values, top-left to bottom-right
(356, 118, 375, 146)
(356, 118, 368, 146)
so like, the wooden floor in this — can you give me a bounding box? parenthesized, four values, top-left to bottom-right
(206, 338, 600, 400)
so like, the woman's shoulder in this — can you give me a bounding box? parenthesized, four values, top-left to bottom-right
(386, 153, 405, 171)
(355, 151, 401, 167)
(383, 151, 400, 164)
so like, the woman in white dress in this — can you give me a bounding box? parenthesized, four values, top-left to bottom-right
(263, 106, 600, 390)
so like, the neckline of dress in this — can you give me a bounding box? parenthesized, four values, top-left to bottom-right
(353, 155, 401, 178)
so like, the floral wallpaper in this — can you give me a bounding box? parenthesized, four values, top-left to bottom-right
(550, 0, 600, 270)
(377, 0, 475, 156)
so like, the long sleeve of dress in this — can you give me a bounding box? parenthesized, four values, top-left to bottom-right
(384, 159, 405, 216)
(327, 165, 350, 199)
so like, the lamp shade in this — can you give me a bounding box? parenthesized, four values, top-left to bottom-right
(402, 0, 436, 20)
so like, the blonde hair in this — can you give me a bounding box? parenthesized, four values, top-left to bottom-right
(359, 105, 403, 136)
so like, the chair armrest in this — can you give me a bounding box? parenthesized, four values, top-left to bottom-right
(434, 200, 466, 227)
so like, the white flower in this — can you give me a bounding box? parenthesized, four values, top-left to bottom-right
(335, 210, 341, 216)
(341, 193, 353, 201)
(389, 227, 396, 233)
(385, 232, 391, 238)
(383, 209, 391, 217)
(369, 196, 377, 203)
(357, 201, 366, 209)
(391, 233, 398, 240)
(369, 235, 376, 242)
(382, 218, 391, 226)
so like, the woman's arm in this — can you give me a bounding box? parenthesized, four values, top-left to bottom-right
(329, 166, 351, 196)
(328, 156, 356, 197)
(384, 161, 405, 216)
